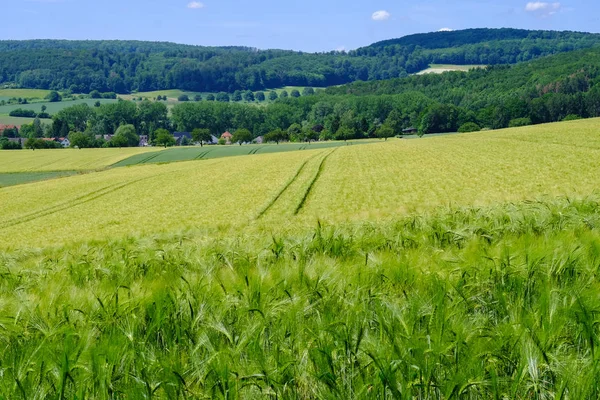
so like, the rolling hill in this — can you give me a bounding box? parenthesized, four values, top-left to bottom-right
(1, 28, 599, 93)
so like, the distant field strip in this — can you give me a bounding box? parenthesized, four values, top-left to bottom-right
(0, 171, 78, 188)
(113, 140, 375, 167)
(0, 147, 161, 172)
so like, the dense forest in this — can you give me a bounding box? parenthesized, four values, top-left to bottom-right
(1, 29, 599, 93)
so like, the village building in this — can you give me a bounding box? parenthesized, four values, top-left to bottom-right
(221, 131, 233, 144)
(173, 132, 192, 146)
(139, 135, 149, 147)
(59, 137, 70, 148)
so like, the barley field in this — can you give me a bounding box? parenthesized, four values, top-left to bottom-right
(2, 119, 600, 248)
(1, 119, 600, 398)
(0, 147, 161, 173)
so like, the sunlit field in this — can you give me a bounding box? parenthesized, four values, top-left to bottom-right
(2, 118, 600, 398)
(1, 119, 600, 248)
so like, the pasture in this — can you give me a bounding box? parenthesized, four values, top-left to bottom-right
(0, 88, 52, 100)
(0, 98, 118, 116)
(2, 118, 600, 248)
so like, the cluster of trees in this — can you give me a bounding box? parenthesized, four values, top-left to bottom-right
(9, 105, 51, 119)
(1, 29, 598, 93)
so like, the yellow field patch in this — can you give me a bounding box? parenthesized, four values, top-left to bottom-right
(2, 119, 600, 248)
(0, 147, 162, 172)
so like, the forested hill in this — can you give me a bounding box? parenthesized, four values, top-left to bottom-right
(1, 28, 599, 94)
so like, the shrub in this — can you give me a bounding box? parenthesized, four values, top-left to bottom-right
(9, 108, 37, 118)
(178, 94, 190, 102)
(458, 122, 481, 133)
(563, 114, 581, 121)
(509, 117, 532, 128)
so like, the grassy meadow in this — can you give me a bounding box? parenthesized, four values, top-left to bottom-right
(0, 88, 52, 100)
(1, 118, 600, 397)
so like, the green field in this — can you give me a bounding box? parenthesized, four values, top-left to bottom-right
(0, 98, 117, 116)
(114, 140, 375, 167)
(0, 171, 78, 188)
(1, 118, 600, 397)
(0, 88, 52, 100)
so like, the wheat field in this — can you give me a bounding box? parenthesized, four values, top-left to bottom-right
(2, 119, 600, 248)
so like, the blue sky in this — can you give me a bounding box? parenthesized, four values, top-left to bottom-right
(3, 0, 598, 51)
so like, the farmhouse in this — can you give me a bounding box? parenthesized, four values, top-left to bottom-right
(173, 132, 192, 145)
(0, 124, 19, 136)
(59, 137, 70, 148)
(221, 131, 233, 144)
(139, 135, 149, 147)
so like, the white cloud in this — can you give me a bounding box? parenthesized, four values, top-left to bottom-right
(438, 28, 454, 32)
(187, 1, 204, 9)
(372, 10, 391, 21)
(525, 2, 561, 16)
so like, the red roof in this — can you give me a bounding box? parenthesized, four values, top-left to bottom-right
(0, 124, 18, 131)
(221, 131, 233, 138)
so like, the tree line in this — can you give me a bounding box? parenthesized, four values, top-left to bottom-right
(5, 43, 600, 149)
(1, 29, 598, 93)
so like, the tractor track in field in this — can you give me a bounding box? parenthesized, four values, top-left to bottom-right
(134, 151, 163, 165)
(0, 176, 156, 231)
(248, 146, 265, 155)
(194, 148, 216, 160)
(255, 151, 324, 220)
(294, 148, 337, 215)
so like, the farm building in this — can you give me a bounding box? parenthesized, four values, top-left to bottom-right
(139, 135, 149, 147)
(59, 138, 70, 148)
(255, 136, 264, 144)
(0, 124, 19, 136)
(402, 127, 418, 134)
(173, 132, 192, 145)
(221, 131, 233, 144)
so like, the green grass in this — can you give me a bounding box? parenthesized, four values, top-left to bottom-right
(0, 115, 45, 126)
(0, 88, 52, 100)
(0, 98, 118, 116)
(1, 196, 600, 397)
(0, 171, 78, 188)
(113, 140, 375, 167)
